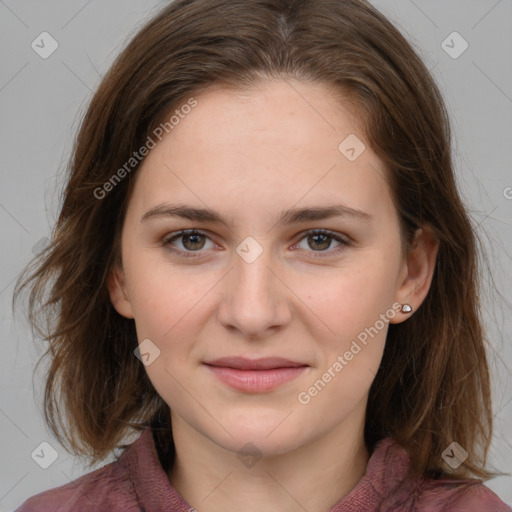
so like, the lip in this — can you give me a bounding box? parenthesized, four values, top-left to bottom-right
(204, 356, 307, 370)
(203, 357, 309, 392)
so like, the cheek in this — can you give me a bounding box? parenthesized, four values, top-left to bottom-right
(294, 267, 392, 416)
(296, 256, 397, 343)
(123, 244, 206, 335)
(126, 264, 206, 409)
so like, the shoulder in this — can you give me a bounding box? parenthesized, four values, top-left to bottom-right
(367, 438, 511, 512)
(415, 478, 512, 512)
(14, 451, 138, 512)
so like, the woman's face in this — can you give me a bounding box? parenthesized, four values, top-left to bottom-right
(109, 79, 434, 457)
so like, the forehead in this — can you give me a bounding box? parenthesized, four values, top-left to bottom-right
(129, 80, 394, 226)
(168, 79, 363, 155)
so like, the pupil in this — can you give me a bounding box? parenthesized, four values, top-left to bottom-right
(185, 233, 204, 250)
(311, 234, 329, 250)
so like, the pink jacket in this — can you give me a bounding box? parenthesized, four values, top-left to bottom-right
(15, 429, 511, 511)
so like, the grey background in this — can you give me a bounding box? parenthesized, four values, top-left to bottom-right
(1, 0, 511, 510)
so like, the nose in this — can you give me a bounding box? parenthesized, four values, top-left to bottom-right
(216, 246, 292, 339)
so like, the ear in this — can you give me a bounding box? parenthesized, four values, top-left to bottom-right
(107, 265, 135, 319)
(389, 226, 439, 324)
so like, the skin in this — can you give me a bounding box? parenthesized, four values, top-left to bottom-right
(108, 79, 439, 512)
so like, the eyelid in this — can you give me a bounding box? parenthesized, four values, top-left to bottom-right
(163, 228, 351, 259)
(291, 228, 351, 257)
(162, 229, 219, 259)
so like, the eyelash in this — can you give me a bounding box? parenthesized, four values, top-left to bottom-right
(162, 229, 351, 259)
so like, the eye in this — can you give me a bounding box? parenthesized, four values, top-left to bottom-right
(292, 229, 351, 258)
(163, 229, 217, 258)
(163, 228, 350, 259)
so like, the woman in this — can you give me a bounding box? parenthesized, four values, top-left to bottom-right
(14, 0, 511, 510)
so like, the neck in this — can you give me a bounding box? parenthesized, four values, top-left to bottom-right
(167, 406, 370, 512)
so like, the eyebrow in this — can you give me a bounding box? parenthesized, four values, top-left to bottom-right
(141, 203, 373, 227)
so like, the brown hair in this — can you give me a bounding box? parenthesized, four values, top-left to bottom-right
(14, 0, 497, 480)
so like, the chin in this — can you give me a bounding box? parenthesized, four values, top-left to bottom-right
(206, 414, 308, 457)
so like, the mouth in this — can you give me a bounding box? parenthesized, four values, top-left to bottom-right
(203, 357, 310, 392)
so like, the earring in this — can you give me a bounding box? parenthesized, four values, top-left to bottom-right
(401, 303, 413, 314)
